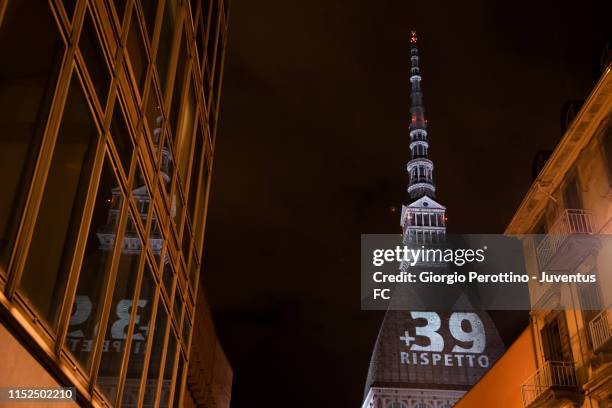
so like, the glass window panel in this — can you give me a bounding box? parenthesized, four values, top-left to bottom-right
(121, 265, 156, 406)
(155, 0, 179, 93)
(127, 12, 148, 92)
(0, 1, 64, 271)
(171, 188, 184, 232)
(66, 156, 123, 371)
(150, 210, 164, 266)
(141, 0, 160, 41)
(187, 134, 203, 223)
(188, 249, 198, 287)
(162, 260, 174, 300)
(188, 0, 198, 17)
(110, 101, 134, 175)
(206, 2, 218, 68)
(168, 37, 187, 141)
(132, 163, 150, 227)
(159, 331, 176, 407)
(19, 75, 99, 328)
(181, 312, 191, 347)
(145, 82, 163, 149)
(181, 226, 191, 265)
(113, 0, 127, 24)
(176, 84, 196, 189)
(97, 214, 143, 403)
(195, 16, 205, 66)
(212, 32, 223, 92)
(63, 0, 77, 19)
(142, 301, 168, 406)
(171, 354, 184, 407)
(201, 0, 211, 34)
(160, 138, 174, 192)
(210, 99, 217, 134)
(79, 11, 111, 107)
(172, 289, 182, 327)
(193, 155, 209, 249)
(203, 65, 211, 104)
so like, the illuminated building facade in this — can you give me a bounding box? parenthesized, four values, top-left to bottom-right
(455, 63, 612, 408)
(361, 32, 505, 408)
(0, 0, 231, 407)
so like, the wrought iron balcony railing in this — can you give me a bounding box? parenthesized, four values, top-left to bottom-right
(521, 361, 579, 407)
(536, 209, 594, 271)
(589, 309, 612, 353)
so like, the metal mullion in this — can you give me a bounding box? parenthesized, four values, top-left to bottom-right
(168, 346, 184, 407)
(168, 174, 184, 250)
(139, 69, 163, 171)
(77, 4, 116, 116)
(88, 187, 131, 389)
(153, 301, 173, 408)
(161, 6, 185, 110)
(54, 125, 108, 356)
(187, 245, 199, 299)
(187, 121, 206, 234)
(121, 3, 150, 109)
(127, 151, 150, 240)
(135, 154, 157, 231)
(166, 252, 177, 309)
(90, 0, 122, 54)
(210, 21, 227, 149)
(50, 0, 73, 35)
(196, 153, 213, 258)
(134, 287, 161, 408)
(195, 9, 206, 77)
(192, 0, 202, 30)
(112, 244, 148, 407)
(109, 91, 138, 191)
(183, 307, 193, 350)
(201, 0, 213, 60)
(146, 0, 166, 62)
(174, 60, 195, 157)
(4, 3, 77, 299)
(207, 3, 221, 77)
(164, 330, 181, 407)
(175, 76, 198, 245)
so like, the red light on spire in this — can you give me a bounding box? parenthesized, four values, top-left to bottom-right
(410, 30, 417, 44)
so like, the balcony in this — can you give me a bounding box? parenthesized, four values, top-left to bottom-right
(536, 209, 597, 272)
(589, 309, 612, 353)
(521, 361, 581, 408)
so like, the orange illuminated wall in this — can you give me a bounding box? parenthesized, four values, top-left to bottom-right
(454, 328, 536, 408)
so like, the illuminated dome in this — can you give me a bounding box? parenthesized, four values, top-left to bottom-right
(364, 310, 505, 400)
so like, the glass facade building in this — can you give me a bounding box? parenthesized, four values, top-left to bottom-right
(0, 0, 229, 406)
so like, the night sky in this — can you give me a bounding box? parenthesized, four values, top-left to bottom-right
(203, 1, 611, 406)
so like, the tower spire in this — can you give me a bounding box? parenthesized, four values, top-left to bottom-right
(406, 30, 435, 200)
(400, 31, 446, 243)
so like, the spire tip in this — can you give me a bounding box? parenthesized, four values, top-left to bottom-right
(410, 30, 417, 44)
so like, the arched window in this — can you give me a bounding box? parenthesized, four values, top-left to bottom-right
(387, 403, 406, 408)
(413, 403, 432, 408)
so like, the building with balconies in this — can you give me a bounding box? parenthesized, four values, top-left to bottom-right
(454, 62, 612, 408)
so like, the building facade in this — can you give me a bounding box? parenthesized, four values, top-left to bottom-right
(361, 32, 505, 408)
(453, 329, 537, 408)
(456, 62, 612, 407)
(505, 62, 612, 407)
(0, 0, 230, 407)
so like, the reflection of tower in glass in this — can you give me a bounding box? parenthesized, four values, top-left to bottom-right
(93, 113, 166, 406)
